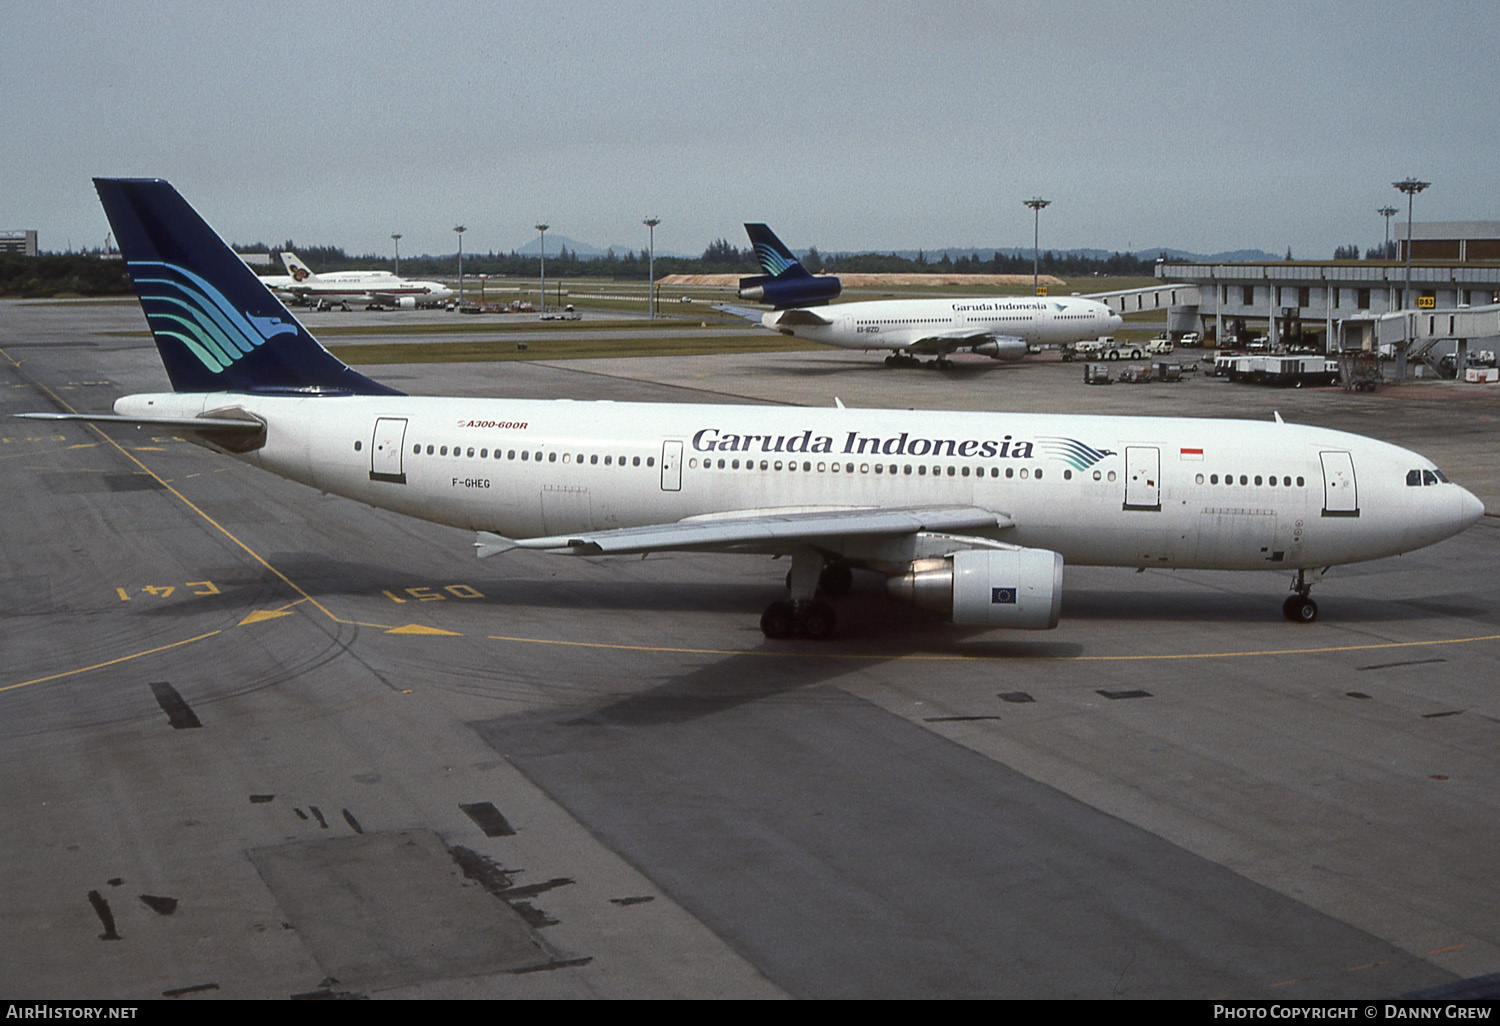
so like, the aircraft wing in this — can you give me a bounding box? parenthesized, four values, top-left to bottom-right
(477, 505, 1012, 557)
(906, 331, 1025, 356)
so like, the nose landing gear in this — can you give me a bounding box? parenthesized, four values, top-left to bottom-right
(1283, 568, 1325, 623)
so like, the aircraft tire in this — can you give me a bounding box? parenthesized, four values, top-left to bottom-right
(761, 600, 797, 639)
(1282, 595, 1318, 623)
(800, 601, 837, 641)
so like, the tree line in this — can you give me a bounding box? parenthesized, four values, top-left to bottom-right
(3, 240, 1161, 298)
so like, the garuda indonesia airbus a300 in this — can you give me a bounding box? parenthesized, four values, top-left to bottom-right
(20, 179, 1484, 640)
(725, 223, 1123, 368)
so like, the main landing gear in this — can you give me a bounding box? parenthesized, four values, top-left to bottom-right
(762, 553, 849, 640)
(883, 353, 953, 370)
(1282, 568, 1324, 623)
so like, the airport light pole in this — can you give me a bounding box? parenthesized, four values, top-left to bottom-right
(1024, 197, 1051, 295)
(391, 233, 402, 276)
(535, 224, 549, 314)
(1376, 206, 1397, 261)
(1392, 178, 1429, 311)
(453, 225, 466, 305)
(643, 217, 661, 319)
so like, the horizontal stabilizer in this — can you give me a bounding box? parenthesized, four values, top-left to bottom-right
(474, 531, 518, 558)
(712, 303, 768, 324)
(14, 411, 264, 432)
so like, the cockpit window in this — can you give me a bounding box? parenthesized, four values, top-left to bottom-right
(1408, 467, 1452, 486)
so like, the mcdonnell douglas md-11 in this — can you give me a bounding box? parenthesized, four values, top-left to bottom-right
(725, 223, 1123, 368)
(18, 179, 1484, 640)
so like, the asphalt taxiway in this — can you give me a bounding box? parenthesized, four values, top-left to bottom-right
(3, 299, 1498, 998)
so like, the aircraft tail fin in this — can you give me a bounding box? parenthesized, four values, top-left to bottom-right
(744, 223, 810, 279)
(94, 178, 400, 396)
(280, 252, 317, 282)
(738, 223, 841, 309)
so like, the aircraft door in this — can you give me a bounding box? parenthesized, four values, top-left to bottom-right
(369, 417, 408, 484)
(661, 439, 683, 492)
(1123, 446, 1161, 511)
(1320, 450, 1359, 517)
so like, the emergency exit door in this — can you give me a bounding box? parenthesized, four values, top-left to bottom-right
(1123, 446, 1161, 511)
(369, 417, 408, 483)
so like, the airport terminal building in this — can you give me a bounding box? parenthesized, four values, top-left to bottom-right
(1133, 221, 1500, 358)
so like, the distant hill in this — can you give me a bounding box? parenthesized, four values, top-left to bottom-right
(508, 236, 1277, 265)
(512, 234, 692, 260)
(868, 246, 1283, 264)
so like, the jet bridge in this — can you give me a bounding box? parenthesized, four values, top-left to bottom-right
(1092, 284, 1201, 337)
(1375, 303, 1500, 379)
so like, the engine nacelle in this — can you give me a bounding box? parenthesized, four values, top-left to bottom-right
(738, 273, 842, 309)
(886, 548, 1063, 629)
(972, 338, 1029, 361)
(395, 296, 416, 310)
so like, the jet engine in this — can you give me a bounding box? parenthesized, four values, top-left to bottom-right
(395, 296, 416, 310)
(886, 548, 1063, 629)
(737, 273, 842, 309)
(972, 338, 1029, 361)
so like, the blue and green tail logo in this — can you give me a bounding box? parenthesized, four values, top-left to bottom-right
(133, 260, 299, 375)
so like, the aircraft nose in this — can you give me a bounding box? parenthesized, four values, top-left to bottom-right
(1457, 486, 1486, 530)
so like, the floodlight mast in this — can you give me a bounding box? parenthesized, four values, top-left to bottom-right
(453, 226, 466, 304)
(1024, 197, 1051, 295)
(535, 224, 549, 314)
(644, 217, 661, 319)
(1392, 178, 1429, 311)
(1376, 206, 1397, 261)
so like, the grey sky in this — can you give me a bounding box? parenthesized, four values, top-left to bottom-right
(4, 0, 1496, 260)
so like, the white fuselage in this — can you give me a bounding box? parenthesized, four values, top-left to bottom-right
(266, 270, 455, 307)
(764, 295, 1122, 353)
(114, 391, 1482, 573)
